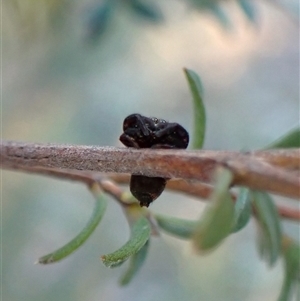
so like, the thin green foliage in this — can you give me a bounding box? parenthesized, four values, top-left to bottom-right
(155, 214, 198, 239)
(237, 0, 256, 22)
(251, 191, 282, 266)
(119, 241, 150, 285)
(232, 187, 252, 233)
(129, 0, 163, 22)
(101, 216, 151, 268)
(193, 168, 235, 251)
(207, 4, 232, 28)
(184, 68, 206, 149)
(278, 239, 300, 301)
(190, 0, 259, 27)
(266, 127, 300, 149)
(38, 191, 108, 264)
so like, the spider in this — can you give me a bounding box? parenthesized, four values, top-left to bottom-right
(119, 113, 189, 207)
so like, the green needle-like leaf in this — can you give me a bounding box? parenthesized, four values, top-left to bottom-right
(238, 0, 256, 22)
(184, 68, 206, 149)
(232, 187, 252, 233)
(38, 191, 108, 264)
(251, 190, 282, 266)
(208, 4, 231, 29)
(101, 216, 151, 268)
(155, 214, 197, 239)
(119, 241, 150, 286)
(266, 127, 300, 149)
(130, 0, 163, 22)
(193, 168, 235, 251)
(278, 238, 300, 301)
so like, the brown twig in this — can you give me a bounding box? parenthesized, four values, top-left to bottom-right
(108, 174, 214, 200)
(276, 206, 300, 221)
(1, 165, 129, 206)
(2, 162, 300, 222)
(1, 140, 299, 199)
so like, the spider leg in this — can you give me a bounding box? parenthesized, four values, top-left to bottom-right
(152, 123, 189, 149)
(134, 114, 151, 136)
(150, 144, 177, 149)
(119, 133, 140, 148)
(123, 114, 151, 136)
(154, 123, 180, 138)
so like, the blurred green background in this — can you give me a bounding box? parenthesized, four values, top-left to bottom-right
(2, 1, 299, 301)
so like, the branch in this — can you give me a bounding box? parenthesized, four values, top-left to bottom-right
(107, 174, 300, 221)
(3, 162, 299, 222)
(1, 140, 299, 199)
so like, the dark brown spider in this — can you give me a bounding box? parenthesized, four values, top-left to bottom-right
(120, 114, 189, 207)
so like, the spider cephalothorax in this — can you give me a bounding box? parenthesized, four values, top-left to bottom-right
(120, 114, 189, 149)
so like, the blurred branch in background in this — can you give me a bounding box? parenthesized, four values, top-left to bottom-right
(3, 0, 298, 43)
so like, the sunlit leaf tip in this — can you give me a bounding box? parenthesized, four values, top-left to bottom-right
(101, 216, 151, 268)
(184, 68, 206, 149)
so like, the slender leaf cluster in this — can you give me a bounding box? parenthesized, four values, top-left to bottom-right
(35, 69, 299, 299)
(84, 0, 259, 40)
